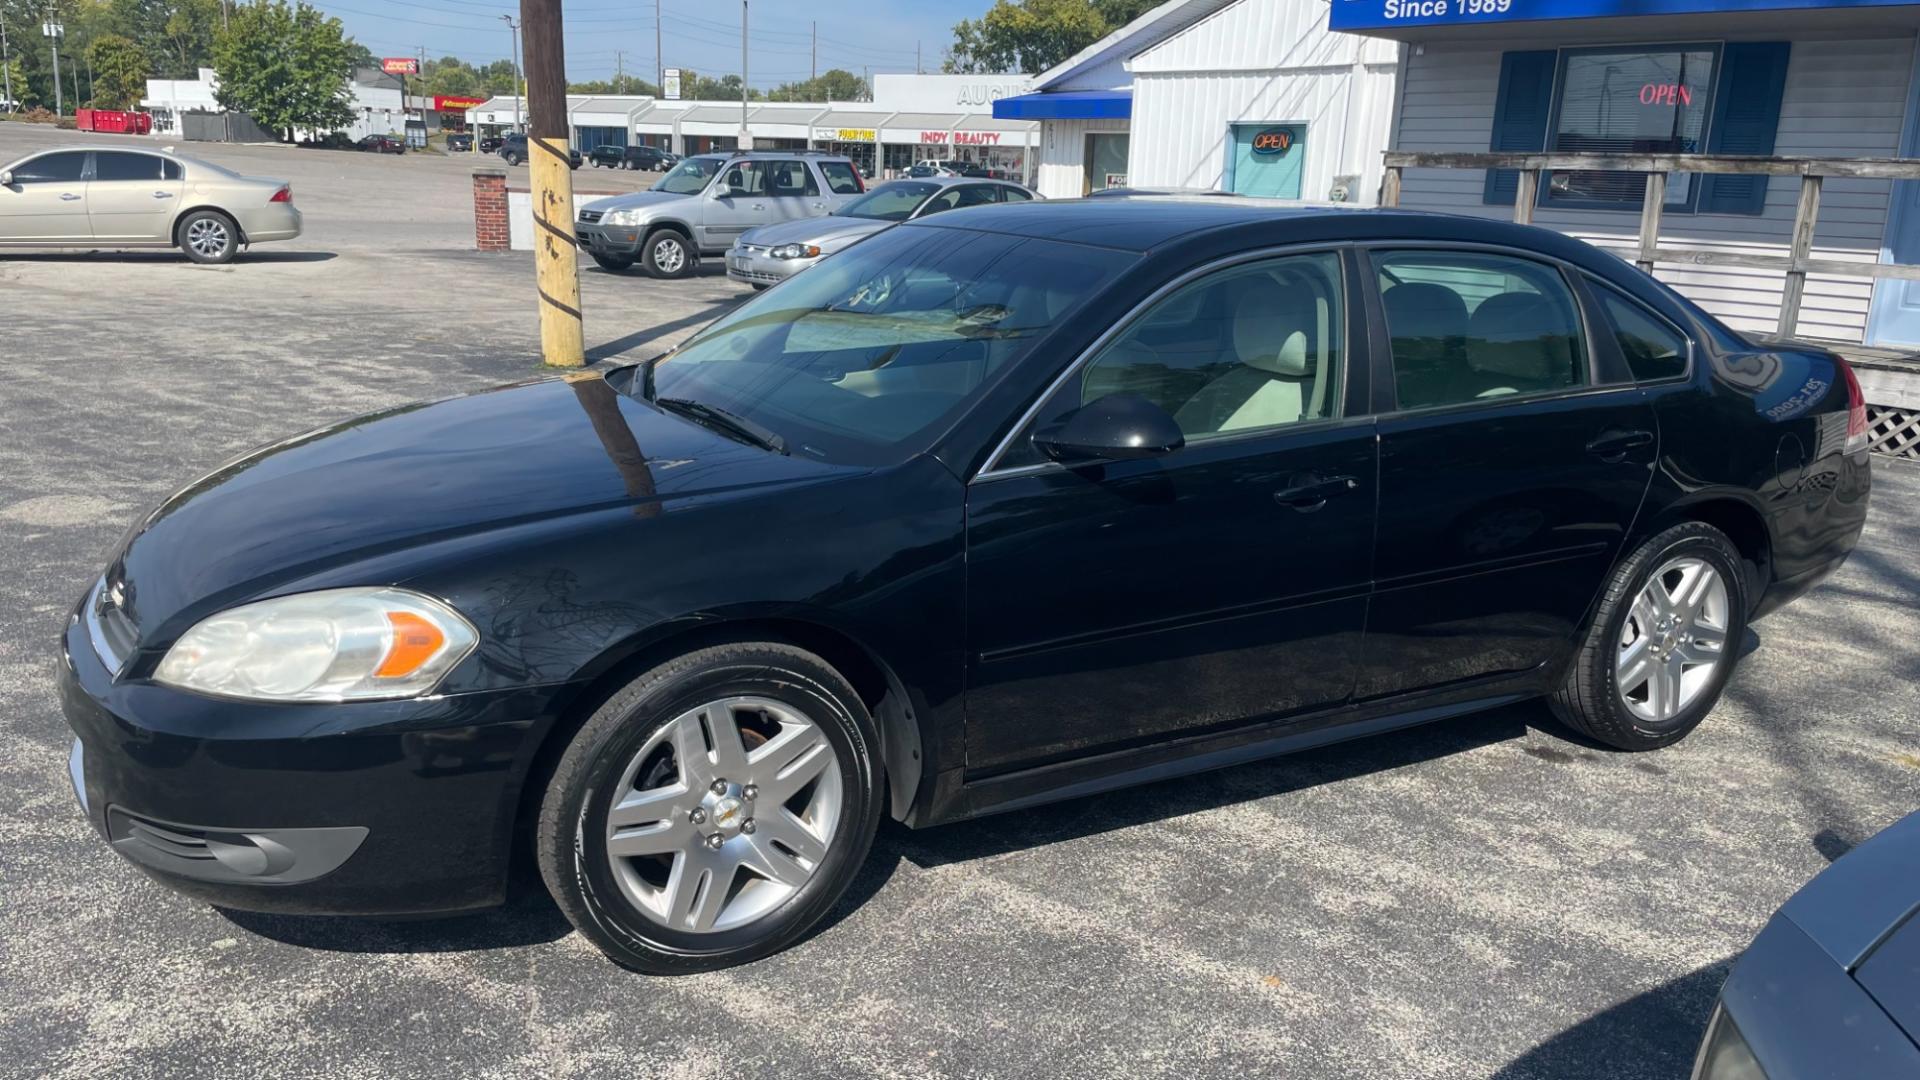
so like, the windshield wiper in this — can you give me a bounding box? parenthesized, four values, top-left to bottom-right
(656, 397, 788, 455)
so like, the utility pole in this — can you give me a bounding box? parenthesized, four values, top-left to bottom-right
(615, 50, 624, 95)
(501, 14, 523, 132)
(0, 16, 11, 112)
(917, 41, 922, 75)
(654, 0, 663, 95)
(43, 21, 62, 116)
(520, 0, 584, 367)
(811, 21, 816, 82)
(738, 0, 749, 151)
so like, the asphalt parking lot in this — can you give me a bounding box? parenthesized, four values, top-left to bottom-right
(3, 120, 1918, 1080)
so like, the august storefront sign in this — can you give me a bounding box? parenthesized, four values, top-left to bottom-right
(1331, 0, 1915, 31)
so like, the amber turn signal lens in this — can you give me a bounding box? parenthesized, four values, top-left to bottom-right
(376, 610, 447, 678)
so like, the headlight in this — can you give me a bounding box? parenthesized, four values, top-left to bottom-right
(770, 243, 822, 260)
(601, 209, 642, 226)
(155, 587, 478, 703)
(1692, 1006, 1767, 1080)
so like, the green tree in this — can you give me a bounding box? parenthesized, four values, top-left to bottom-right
(211, 0, 358, 141)
(423, 56, 483, 97)
(86, 33, 146, 108)
(944, 0, 1124, 75)
(767, 67, 865, 102)
(479, 58, 518, 95)
(682, 70, 760, 101)
(1, 57, 24, 110)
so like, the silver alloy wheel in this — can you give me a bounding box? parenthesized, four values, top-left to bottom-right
(651, 235, 686, 274)
(1616, 556, 1730, 723)
(604, 695, 842, 933)
(186, 217, 229, 258)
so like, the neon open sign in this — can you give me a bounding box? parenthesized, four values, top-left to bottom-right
(1639, 83, 1694, 106)
(1251, 128, 1295, 155)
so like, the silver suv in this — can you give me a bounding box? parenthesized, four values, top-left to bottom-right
(575, 152, 865, 278)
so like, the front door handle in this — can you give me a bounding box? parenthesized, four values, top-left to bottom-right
(1586, 429, 1655, 462)
(60, 192, 81, 201)
(1274, 474, 1359, 512)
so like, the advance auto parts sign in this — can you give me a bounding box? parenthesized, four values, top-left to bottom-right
(1251, 128, 1296, 156)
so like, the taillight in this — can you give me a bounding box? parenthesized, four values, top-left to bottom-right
(270, 185, 292, 203)
(1837, 355, 1869, 454)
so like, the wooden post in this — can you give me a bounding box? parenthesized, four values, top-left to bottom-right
(1777, 172, 1823, 338)
(521, 0, 585, 367)
(1381, 164, 1402, 207)
(1637, 172, 1665, 273)
(1512, 169, 1537, 225)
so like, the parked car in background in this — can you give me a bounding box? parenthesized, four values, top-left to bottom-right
(589, 144, 672, 171)
(479, 135, 505, 153)
(727, 175, 1037, 288)
(575, 151, 865, 277)
(445, 133, 474, 152)
(0, 145, 299, 264)
(907, 159, 963, 178)
(1693, 811, 1920, 1078)
(356, 134, 406, 155)
(61, 199, 1869, 975)
(959, 164, 1012, 180)
(498, 133, 580, 169)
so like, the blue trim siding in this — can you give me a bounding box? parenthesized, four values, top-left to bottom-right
(1483, 50, 1556, 207)
(993, 89, 1132, 120)
(1699, 43, 1792, 215)
(1333, 0, 1920, 34)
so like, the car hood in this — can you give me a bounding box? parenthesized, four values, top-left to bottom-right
(739, 216, 888, 250)
(107, 373, 852, 645)
(1780, 810, 1920, 969)
(581, 188, 695, 215)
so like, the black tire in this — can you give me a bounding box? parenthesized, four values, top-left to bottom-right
(504, 151, 523, 166)
(642, 228, 695, 279)
(1548, 522, 1749, 750)
(177, 209, 239, 265)
(592, 252, 635, 272)
(537, 642, 883, 974)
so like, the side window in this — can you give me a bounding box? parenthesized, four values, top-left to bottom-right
(922, 187, 966, 216)
(1075, 252, 1345, 441)
(769, 160, 819, 197)
(954, 185, 1000, 208)
(11, 151, 86, 183)
(819, 161, 862, 195)
(721, 162, 769, 197)
(162, 159, 182, 181)
(1593, 283, 1690, 382)
(1375, 250, 1588, 410)
(94, 152, 163, 182)
(1001, 187, 1034, 203)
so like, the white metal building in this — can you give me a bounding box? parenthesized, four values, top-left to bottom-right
(1334, 0, 1920, 347)
(994, 0, 1400, 203)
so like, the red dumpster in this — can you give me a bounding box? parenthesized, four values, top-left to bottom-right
(75, 109, 149, 135)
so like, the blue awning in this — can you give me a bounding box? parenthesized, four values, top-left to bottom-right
(992, 89, 1132, 121)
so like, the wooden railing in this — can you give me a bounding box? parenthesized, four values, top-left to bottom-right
(1379, 151, 1920, 338)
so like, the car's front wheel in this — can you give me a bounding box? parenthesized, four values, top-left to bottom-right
(178, 209, 238, 265)
(537, 642, 882, 974)
(643, 229, 694, 279)
(592, 252, 635, 272)
(1549, 522, 1749, 750)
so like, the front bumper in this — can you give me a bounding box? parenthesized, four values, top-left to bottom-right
(575, 219, 644, 256)
(58, 607, 574, 916)
(725, 243, 809, 287)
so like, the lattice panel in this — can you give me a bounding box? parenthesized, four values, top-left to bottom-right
(1867, 405, 1920, 461)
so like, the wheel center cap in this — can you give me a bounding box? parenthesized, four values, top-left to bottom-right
(709, 795, 745, 832)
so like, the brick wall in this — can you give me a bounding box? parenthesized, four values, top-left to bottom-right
(472, 168, 508, 252)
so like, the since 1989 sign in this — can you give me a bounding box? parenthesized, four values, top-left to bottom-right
(1332, 0, 1913, 31)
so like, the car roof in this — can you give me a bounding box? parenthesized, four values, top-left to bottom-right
(901, 195, 1624, 264)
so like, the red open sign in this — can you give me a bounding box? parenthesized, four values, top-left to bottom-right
(1638, 83, 1694, 107)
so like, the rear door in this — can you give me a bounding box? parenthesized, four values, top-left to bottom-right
(86, 151, 183, 242)
(0, 150, 91, 242)
(816, 160, 864, 208)
(1355, 246, 1658, 699)
(765, 158, 826, 221)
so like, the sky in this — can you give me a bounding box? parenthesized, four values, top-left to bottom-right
(318, 0, 989, 89)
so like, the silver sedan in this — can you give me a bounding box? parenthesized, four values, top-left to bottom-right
(0, 145, 300, 265)
(726, 176, 1038, 288)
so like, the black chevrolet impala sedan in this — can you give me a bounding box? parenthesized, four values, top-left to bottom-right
(61, 200, 1870, 973)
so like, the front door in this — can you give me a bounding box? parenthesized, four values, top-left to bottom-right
(1082, 132, 1129, 195)
(86, 151, 183, 242)
(965, 250, 1376, 776)
(699, 159, 771, 250)
(1229, 123, 1306, 199)
(1356, 247, 1658, 699)
(0, 150, 91, 242)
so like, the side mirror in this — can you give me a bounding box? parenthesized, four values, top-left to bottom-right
(0, 170, 12, 186)
(1033, 393, 1185, 463)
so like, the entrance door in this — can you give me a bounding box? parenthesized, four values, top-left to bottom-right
(1229, 124, 1306, 198)
(0, 150, 91, 243)
(1082, 132, 1129, 194)
(1868, 62, 1920, 345)
(87, 151, 184, 242)
(699, 158, 771, 250)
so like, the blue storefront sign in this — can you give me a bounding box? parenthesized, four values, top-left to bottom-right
(1330, 0, 1917, 33)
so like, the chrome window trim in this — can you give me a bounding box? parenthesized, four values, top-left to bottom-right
(973, 242, 1354, 483)
(1581, 272, 1699, 386)
(1359, 241, 1613, 416)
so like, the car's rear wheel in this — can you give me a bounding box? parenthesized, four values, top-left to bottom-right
(1549, 522, 1748, 750)
(178, 209, 238, 265)
(504, 151, 523, 166)
(537, 642, 882, 974)
(643, 229, 694, 279)
(592, 252, 635, 272)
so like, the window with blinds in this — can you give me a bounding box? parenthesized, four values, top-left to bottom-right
(1547, 46, 1717, 210)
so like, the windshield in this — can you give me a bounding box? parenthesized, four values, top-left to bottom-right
(642, 225, 1135, 465)
(653, 156, 723, 195)
(834, 182, 938, 222)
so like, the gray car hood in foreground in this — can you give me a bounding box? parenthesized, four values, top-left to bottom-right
(1779, 809, 1920, 969)
(738, 215, 889, 251)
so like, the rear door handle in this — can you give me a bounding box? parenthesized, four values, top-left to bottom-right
(1274, 474, 1359, 512)
(153, 191, 175, 199)
(1586, 429, 1655, 462)
(60, 192, 81, 201)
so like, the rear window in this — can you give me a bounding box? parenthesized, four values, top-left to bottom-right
(769, 160, 820, 197)
(94, 152, 164, 181)
(819, 161, 863, 195)
(1594, 283, 1690, 382)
